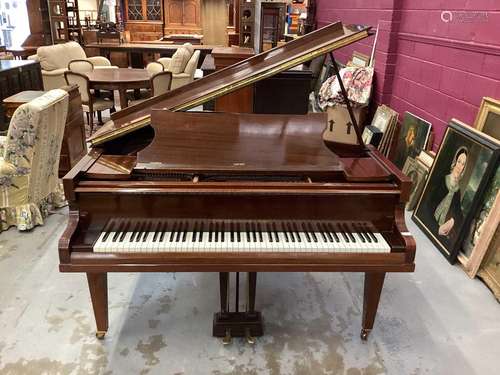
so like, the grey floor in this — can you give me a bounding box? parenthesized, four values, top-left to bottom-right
(0, 209, 498, 375)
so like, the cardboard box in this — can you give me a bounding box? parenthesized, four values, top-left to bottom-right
(323, 105, 367, 145)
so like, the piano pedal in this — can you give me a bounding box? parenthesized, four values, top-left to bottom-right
(213, 311, 263, 342)
(360, 328, 371, 341)
(222, 329, 232, 345)
(245, 328, 256, 345)
(95, 331, 106, 340)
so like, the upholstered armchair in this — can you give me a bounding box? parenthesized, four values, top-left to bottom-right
(0, 89, 69, 232)
(157, 43, 200, 90)
(28, 42, 117, 90)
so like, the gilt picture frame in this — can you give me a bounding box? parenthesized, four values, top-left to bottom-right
(458, 168, 500, 277)
(413, 119, 500, 263)
(474, 97, 500, 140)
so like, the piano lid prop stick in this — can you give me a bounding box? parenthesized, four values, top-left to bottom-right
(369, 23, 379, 69)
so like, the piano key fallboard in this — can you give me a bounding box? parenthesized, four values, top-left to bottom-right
(93, 219, 391, 254)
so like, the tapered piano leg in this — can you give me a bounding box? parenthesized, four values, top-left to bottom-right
(219, 272, 229, 314)
(361, 272, 386, 341)
(247, 272, 257, 314)
(87, 273, 108, 339)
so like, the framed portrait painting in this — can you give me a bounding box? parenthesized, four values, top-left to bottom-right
(392, 112, 432, 170)
(474, 97, 500, 140)
(413, 119, 500, 263)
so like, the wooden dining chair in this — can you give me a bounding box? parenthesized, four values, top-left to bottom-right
(64, 71, 114, 135)
(128, 71, 172, 107)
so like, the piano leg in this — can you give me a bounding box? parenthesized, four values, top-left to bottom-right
(87, 273, 109, 340)
(361, 272, 386, 341)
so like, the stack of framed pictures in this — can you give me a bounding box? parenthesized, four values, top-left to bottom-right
(402, 150, 436, 211)
(459, 97, 500, 299)
(412, 118, 500, 264)
(367, 105, 398, 156)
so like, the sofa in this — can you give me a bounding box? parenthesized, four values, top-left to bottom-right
(157, 43, 200, 90)
(28, 42, 117, 90)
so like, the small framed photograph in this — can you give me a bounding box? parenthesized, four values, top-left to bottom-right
(349, 51, 370, 68)
(474, 97, 500, 140)
(413, 119, 500, 263)
(362, 125, 383, 147)
(392, 112, 432, 170)
(402, 155, 431, 211)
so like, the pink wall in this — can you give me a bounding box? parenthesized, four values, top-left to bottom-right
(316, 0, 500, 148)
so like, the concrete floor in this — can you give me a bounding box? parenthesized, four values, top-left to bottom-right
(0, 209, 498, 375)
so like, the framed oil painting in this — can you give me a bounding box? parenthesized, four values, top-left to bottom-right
(459, 167, 500, 277)
(413, 119, 500, 263)
(474, 97, 500, 140)
(349, 51, 370, 68)
(392, 112, 432, 170)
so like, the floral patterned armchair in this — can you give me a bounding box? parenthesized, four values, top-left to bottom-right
(0, 89, 69, 232)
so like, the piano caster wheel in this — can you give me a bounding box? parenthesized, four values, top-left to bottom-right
(222, 329, 232, 345)
(245, 329, 256, 345)
(360, 329, 370, 341)
(95, 331, 106, 340)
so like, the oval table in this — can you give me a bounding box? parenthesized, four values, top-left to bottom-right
(86, 68, 150, 109)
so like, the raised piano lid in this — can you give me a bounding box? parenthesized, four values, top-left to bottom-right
(88, 22, 372, 146)
(130, 111, 392, 182)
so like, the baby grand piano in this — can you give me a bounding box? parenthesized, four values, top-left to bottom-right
(59, 22, 416, 343)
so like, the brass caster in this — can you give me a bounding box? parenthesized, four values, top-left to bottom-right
(96, 331, 106, 340)
(245, 329, 256, 345)
(222, 329, 232, 345)
(360, 329, 370, 341)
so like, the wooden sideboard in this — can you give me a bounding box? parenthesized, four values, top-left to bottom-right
(0, 60, 43, 132)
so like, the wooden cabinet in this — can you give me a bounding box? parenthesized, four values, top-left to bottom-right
(0, 60, 43, 132)
(164, 0, 202, 35)
(260, 2, 286, 51)
(124, 0, 163, 41)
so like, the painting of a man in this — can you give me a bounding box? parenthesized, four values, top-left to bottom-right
(392, 112, 431, 170)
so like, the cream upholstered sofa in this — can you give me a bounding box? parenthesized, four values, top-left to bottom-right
(28, 42, 117, 90)
(157, 43, 200, 90)
(0, 89, 69, 232)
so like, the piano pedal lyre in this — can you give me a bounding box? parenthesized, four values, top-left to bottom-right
(245, 328, 256, 345)
(95, 331, 106, 340)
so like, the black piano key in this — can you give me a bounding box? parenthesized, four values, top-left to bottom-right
(237, 222, 241, 242)
(361, 224, 372, 243)
(321, 223, 333, 242)
(292, 222, 302, 243)
(137, 221, 148, 242)
(266, 222, 273, 242)
(246, 223, 251, 242)
(199, 222, 204, 242)
(282, 222, 290, 243)
(307, 222, 318, 242)
(230, 222, 234, 242)
(169, 222, 178, 242)
(301, 222, 311, 242)
(365, 225, 378, 242)
(175, 222, 184, 242)
(112, 220, 124, 242)
(192, 221, 198, 243)
(272, 223, 279, 242)
(182, 221, 188, 242)
(131, 221, 141, 242)
(337, 224, 349, 242)
(119, 220, 130, 242)
(257, 223, 263, 242)
(221, 222, 225, 242)
(316, 223, 327, 242)
(142, 221, 152, 242)
(101, 220, 115, 242)
(214, 222, 219, 242)
(151, 221, 160, 242)
(326, 223, 339, 242)
(208, 222, 213, 242)
(158, 221, 166, 242)
(344, 224, 356, 242)
(354, 224, 366, 243)
(251, 223, 256, 243)
(286, 223, 295, 242)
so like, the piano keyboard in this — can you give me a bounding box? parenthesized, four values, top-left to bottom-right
(93, 219, 391, 254)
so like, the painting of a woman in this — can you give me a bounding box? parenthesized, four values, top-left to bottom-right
(433, 147, 468, 241)
(413, 119, 499, 263)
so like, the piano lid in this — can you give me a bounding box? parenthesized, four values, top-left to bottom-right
(89, 22, 373, 146)
(135, 111, 342, 175)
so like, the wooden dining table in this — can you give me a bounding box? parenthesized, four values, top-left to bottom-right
(86, 68, 150, 109)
